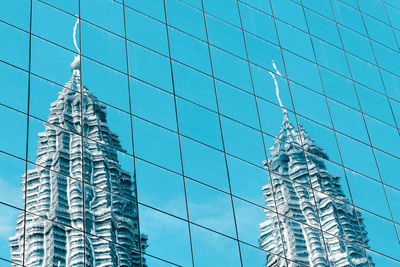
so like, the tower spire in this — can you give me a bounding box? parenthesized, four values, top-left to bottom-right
(268, 60, 287, 120)
(70, 18, 81, 72)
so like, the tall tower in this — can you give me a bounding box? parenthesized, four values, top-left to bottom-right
(9, 20, 146, 267)
(259, 63, 373, 267)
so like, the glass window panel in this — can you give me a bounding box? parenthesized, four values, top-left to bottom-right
(367, 248, 400, 267)
(206, 14, 246, 58)
(277, 216, 329, 264)
(336, 133, 379, 179)
(0, 203, 23, 264)
(172, 62, 217, 111)
(372, 41, 400, 78)
(32, 0, 77, 51)
(297, 116, 341, 164)
(132, 79, 177, 131)
(386, 4, 400, 29)
(331, 1, 366, 35)
(277, 21, 314, 62)
(186, 179, 236, 237)
(245, 33, 283, 71)
(39, 0, 78, 15)
(0, 0, 31, 31)
(305, 9, 341, 47)
(312, 38, 350, 78)
(227, 155, 268, 207)
(328, 99, 369, 143)
(133, 118, 182, 173)
(239, 3, 276, 44)
(320, 156, 353, 201)
(191, 224, 242, 267)
(82, 145, 136, 200)
(320, 68, 359, 110)
(81, 22, 127, 73)
(89, 102, 133, 155)
(169, 27, 211, 74)
(216, 81, 259, 129)
(180, 0, 202, 9)
(291, 82, 332, 127)
(347, 54, 385, 94)
(234, 197, 273, 247)
(221, 117, 265, 165)
(181, 137, 229, 191)
(258, 99, 297, 137)
(0, 106, 27, 159)
(23, 214, 85, 266)
(365, 116, 400, 158)
(0, 152, 25, 209)
(29, 75, 77, 129)
(139, 204, 193, 266)
(240, 0, 272, 15)
(390, 99, 400, 127)
(126, 8, 168, 56)
(337, 0, 359, 9)
(364, 15, 398, 50)
(346, 170, 391, 219)
(31, 36, 76, 85)
(27, 117, 82, 172)
(177, 98, 223, 149)
(240, 241, 272, 267)
(283, 51, 323, 93)
(358, 0, 389, 24)
(381, 69, 400, 102)
(81, 58, 130, 112)
(251, 64, 294, 111)
(166, 0, 206, 41)
(385, 185, 400, 224)
(271, 0, 307, 31)
(361, 210, 400, 260)
(136, 159, 187, 219)
(81, 0, 124, 36)
(375, 149, 400, 190)
(303, 0, 334, 19)
(125, 0, 165, 22)
(203, 0, 241, 27)
(210, 46, 252, 93)
(128, 43, 173, 93)
(339, 26, 374, 64)
(0, 62, 28, 113)
(0, 23, 29, 70)
(357, 84, 395, 125)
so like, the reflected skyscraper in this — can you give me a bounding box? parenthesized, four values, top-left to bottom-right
(9, 20, 146, 267)
(259, 64, 373, 267)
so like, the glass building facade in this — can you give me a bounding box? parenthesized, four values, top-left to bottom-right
(1, 0, 400, 266)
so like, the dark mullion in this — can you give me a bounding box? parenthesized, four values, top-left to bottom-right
(354, 0, 400, 245)
(235, 1, 291, 266)
(199, 1, 245, 266)
(77, 0, 87, 265)
(267, 0, 334, 265)
(22, 0, 33, 266)
(299, 1, 374, 266)
(121, 0, 145, 264)
(329, 0, 400, 257)
(162, 1, 196, 266)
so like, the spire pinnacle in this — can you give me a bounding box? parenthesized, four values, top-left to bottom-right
(268, 60, 287, 120)
(70, 18, 81, 72)
(73, 18, 80, 53)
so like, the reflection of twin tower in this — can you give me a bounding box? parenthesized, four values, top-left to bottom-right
(9, 20, 146, 267)
(8, 18, 373, 266)
(259, 63, 374, 266)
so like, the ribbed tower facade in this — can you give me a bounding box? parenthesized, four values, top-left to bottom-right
(259, 112, 373, 267)
(9, 55, 147, 267)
